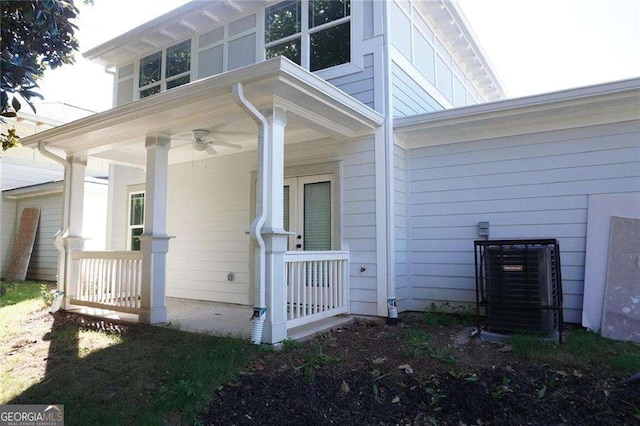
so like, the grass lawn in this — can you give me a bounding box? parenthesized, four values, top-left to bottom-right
(0, 281, 254, 425)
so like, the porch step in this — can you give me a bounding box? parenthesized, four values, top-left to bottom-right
(287, 315, 354, 342)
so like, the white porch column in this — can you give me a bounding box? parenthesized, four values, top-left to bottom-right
(262, 107, 289, 344)
(139, 134, 172, 324)
(63, 152, 87, 307)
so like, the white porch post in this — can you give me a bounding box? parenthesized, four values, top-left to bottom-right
(63, 152, 87, 307)
(139, 134, 172, 324)
(262, 107, 289, 344)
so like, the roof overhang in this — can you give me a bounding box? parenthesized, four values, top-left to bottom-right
(84, 1, 271, 68)
(20, 58, 383, 166)
(395, 78, 640, 148)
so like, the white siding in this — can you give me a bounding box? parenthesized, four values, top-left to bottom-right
(162, 136, 379, 315)
(106, 164, 145, 250)
(83, 182, 109, 251)
(0, 198, 17, 279)
(407, 120, 640, 323)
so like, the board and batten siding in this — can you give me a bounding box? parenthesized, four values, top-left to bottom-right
(162, 136, 379, 315)
(392, 63, 443, 118)
(406, 120, 640, 323)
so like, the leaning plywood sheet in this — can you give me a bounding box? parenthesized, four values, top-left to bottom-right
(601, 216, 640, 343)
(6, 207, 40, 282)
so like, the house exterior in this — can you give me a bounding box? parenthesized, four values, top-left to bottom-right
(1, 103, 109, 281)
(16, 0, 639, 344)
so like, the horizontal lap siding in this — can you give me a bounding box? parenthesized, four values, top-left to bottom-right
(407, 121, 640, 323)
(165, 137, 378, 314)
(0, 198, 17, 279)
(394, 144, 410, 310)
(327, 54, 375, 109)
(392, 63, 443, 117)
(166, 152, 253, 305)
(286, 137, 378, 315)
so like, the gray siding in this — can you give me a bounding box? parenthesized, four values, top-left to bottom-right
(392, 63, 443, 117)
(327, 54, 375, 109)
(407, 120, 640, 323)
(394, 144, 410, 310)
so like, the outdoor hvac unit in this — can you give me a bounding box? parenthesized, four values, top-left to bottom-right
(474, 239, 564, 341)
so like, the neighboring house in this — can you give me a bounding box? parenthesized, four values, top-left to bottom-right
(1, 103, 109, 280)
(17, 0, 639, 344)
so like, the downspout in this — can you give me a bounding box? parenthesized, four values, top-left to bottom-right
(37, 141, 70, 300)
(232, 82, 269, 344)
(382, 1, 397, 325)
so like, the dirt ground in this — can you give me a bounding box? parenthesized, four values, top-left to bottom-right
(200, 314, 640, 425)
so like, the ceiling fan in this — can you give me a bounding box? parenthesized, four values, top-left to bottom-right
(175, 129, 242, 155)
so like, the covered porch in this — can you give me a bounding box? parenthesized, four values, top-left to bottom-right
(21, 58, 382, 344)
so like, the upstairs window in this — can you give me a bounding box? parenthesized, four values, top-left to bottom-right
(139, 39, 191, 99)
(265, 0, 350, 72)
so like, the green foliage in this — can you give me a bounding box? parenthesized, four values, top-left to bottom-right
(1, 0, 81, 151)
(0, 281, 48, 307)
(428, 346, 456, 366)
(423, 302, 475, 327)
(296, 346, 342, 382)
(403, 328, 433, 358)
(282, 338, 302, 351)
(509, 329, 640, 376)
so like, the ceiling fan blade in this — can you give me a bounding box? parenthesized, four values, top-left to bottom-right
(205, 144, 217, 155)
(210, 141, 241, 150)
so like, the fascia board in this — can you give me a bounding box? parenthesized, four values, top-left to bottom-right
(20, 58, 383, 150)
(395, 78, 640, 147)
(83, 1, 206, 66)
(3, 181, 63, 199)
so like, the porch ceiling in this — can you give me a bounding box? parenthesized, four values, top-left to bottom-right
(20, 58, 383, 167)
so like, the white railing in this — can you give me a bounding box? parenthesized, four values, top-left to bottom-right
(70, 251, 143, 314)
(284, 250, 349, 329)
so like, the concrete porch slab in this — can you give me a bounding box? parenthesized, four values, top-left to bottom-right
(166, 298, 253, 338)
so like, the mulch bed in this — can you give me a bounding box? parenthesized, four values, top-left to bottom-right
(199, 315, 640, 425)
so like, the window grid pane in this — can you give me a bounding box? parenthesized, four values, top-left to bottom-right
(139, 52, 161, 87)
(309, 0, 350, 28)
(166, 75, 190, 90)
(265, 0, 301, 43)
(166, 40, 191, 78)
(310, 22, 350, 71)
(266, 38, 301, 65)
(130, 194, 144, 225)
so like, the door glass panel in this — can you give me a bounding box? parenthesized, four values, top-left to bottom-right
(303, 181, 331, 250)
(283, 185, 290, 232)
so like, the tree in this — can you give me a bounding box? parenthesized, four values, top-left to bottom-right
(1, 0, 82, 153)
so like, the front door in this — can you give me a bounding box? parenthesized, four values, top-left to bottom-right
(284, 174, 333, 251)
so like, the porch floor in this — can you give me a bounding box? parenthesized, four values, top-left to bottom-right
(66, 298, 253, 338)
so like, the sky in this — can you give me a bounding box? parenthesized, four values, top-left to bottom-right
(36, 0, 640, 112)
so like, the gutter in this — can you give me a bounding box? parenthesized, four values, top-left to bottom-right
(232, 82, 268, 345)
(37, 141, 70, 298)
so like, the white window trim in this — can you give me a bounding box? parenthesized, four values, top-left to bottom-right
(262, 0, 362, 75)
(126, 185, 145, 251)
(135, 38, 193, 100)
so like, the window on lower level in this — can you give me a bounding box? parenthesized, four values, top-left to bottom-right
(265, 0, 350, 72)
(128, 192, 144, 250)
(139, 39, 191, 99)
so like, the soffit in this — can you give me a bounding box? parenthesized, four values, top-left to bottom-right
(415, 0, 506, 101)
(20, 58, 383, 167)
(84, 1, 270, 67)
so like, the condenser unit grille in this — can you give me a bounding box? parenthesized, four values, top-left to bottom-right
(474, 239, 564, 341)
